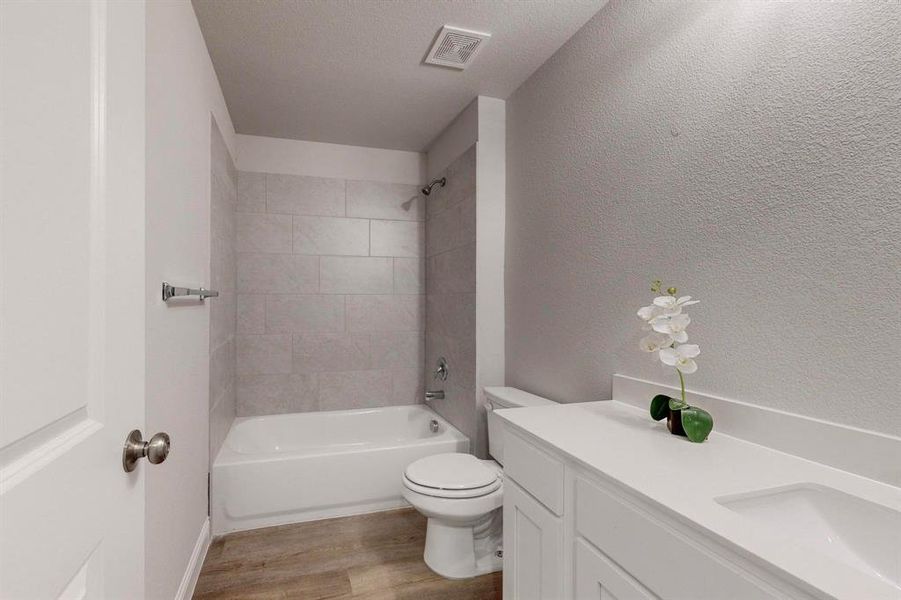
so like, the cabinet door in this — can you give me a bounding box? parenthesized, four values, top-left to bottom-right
(575, 537, 658, 600)
(503, 478, 564, 600)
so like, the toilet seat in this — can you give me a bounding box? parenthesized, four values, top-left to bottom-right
(403, 453, 501, 499)
(403, 475, 501, 499)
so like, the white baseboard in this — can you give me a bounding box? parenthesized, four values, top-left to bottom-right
(175, 517, 210, 600)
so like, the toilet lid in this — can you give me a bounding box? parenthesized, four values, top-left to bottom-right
(403, 475, 501, 499)
(404, 453, 499, 490)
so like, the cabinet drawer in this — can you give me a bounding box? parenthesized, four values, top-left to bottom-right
(575, 477, 775, 600)
(503, 431, 565, 515)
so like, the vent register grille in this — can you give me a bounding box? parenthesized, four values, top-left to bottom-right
(425, 26, 491, 70)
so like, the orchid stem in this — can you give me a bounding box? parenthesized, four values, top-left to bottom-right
(677, 369, 686, 407)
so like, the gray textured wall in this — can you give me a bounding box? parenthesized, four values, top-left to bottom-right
(505, 1, 901, 436)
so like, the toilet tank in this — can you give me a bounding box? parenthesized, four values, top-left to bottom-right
(485, 387, 556, 465)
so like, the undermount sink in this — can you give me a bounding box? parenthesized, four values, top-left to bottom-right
(716, 483, 901, 590)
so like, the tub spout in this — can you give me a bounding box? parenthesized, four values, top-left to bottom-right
(425, 390, 445, 401)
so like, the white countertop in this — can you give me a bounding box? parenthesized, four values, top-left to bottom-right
(495, 400, 901, 599)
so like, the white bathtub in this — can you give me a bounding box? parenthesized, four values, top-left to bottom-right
(211, 405, 469, 534)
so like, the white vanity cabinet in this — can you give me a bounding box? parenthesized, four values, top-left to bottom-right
(501, 429, 811, 600)
(502, 431, 566, 599)
(573, 537, 655, 600)
(503, 478, 564, 600)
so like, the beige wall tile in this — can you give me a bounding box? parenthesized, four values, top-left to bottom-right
(236, 213, 293, 253)
(211, 127, 237, 464)
(370, 331, 423, 370)
(237, 171, 266, 213)
(458, 195, 476, 246)
(267, 173, 344, 216)
(320, 256, 393, 294)
(211, 122, 236, 192)
(426, 243, 475, 294)
(236, 334, 293, 375)
(266, 294, 345, 333)
(232, 172, 436, 417)
(237, 294, 266, 334)
(422, 144, 479, 454)
(392, 368, 424, 405)
(294, 333, 371, 373)
(210, 291, 236, 351)
(347, 294, 424, 332)
(393, 258, 424, 294)
(237, 253, 319, 293)
(237, 373, 319, 416)
(443, 145, 476, 211)
(346, 181, 423, 221)
(425, 195, 476, 257)
(210, 385, 236, 463)
(425, 204, 455, 256)
(211, 175, 237, 293)
(209, 337, 235, 408)
(426, 292, 475, 341)
(370, 220, 424, 257)
(294, 216, 369, 256)
(319, 370, 393, 410)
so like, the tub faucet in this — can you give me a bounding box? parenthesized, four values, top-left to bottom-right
(425, 390, 445, 401)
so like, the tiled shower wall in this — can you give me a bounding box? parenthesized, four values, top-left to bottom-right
(209, 119, 237, 463)
(234, 172, 425, 416)
(423, 146, 479, 452)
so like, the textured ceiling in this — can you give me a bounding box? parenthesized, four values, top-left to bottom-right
(192, 0, 605, 151)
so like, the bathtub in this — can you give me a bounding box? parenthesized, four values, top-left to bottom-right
(211, 404, 469, 534)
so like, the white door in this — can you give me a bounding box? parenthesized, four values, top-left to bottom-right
(1, 1, 147, 598)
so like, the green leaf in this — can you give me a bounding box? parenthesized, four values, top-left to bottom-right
(668, 397, 689, 411)
(649, 395, 670, 421)
(681, 407, 714, 443)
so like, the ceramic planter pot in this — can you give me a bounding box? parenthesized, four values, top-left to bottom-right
(666, 408, 687, 437)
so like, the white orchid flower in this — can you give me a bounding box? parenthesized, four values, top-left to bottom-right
(639, 332, 673, 353)
(652, 295, 700, 315)
(659, 344, 700, 374)
(650, 313, 691, 343)
(637, 305, 663, 331)
(637, 305, 659, 321)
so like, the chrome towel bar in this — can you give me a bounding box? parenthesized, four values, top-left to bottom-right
(161, 282, 219, 302)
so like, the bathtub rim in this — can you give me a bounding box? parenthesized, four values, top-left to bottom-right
(214, 404, 469, 466)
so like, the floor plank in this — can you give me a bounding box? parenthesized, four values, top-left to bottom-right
(194, 508, 502, 599)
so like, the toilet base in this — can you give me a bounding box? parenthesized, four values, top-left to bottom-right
(422, 508, 503, 579)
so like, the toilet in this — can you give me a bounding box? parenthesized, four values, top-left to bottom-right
(402, 386, 556, 579)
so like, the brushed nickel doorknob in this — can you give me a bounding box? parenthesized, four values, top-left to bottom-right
(122, 429, 170, 472)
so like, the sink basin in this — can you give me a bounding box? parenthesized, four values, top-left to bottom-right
(716, 484, 901, 590)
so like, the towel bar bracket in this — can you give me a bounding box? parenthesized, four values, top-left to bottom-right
(161, 282, 219, 302)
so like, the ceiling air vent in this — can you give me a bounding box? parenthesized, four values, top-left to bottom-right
(425, 26, 491, 70)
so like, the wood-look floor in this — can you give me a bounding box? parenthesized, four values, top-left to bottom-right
(194, 508, 502, 599)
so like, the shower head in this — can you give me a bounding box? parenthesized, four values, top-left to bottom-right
(421, 177, 446, 196)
